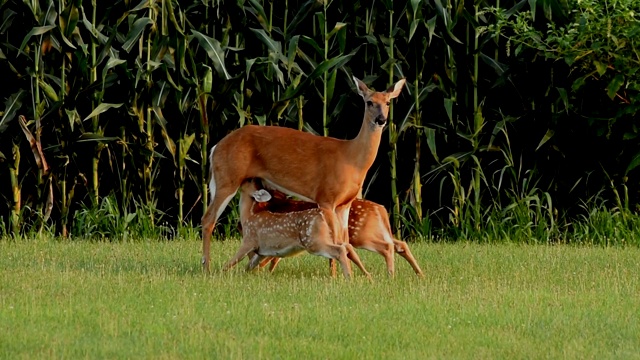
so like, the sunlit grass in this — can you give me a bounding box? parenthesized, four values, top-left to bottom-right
(1, 237, 639, 359)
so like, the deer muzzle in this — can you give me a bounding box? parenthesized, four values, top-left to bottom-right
(374, 115, 387, 126)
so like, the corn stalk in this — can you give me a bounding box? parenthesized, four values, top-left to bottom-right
(9, 143, 21, 235)
(413, 77, 423, 221)
(199, 66, 212, 218)
(386, 2, 400, 237)
(472, 3, 482, 230)
(90, 0, 100, 206)
(322, 0, 329, 136)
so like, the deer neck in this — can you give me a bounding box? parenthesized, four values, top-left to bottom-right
(239, 193, 255, 224)
(346, 115, 383, 171)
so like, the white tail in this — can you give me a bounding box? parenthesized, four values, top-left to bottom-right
(251, 188, 424, 277)
(202, 77, 406, 271)
(222, 179, 371, 280)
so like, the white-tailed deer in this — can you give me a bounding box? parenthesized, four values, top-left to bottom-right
(248, 187, 424, 277)
(202, 76, 406, 271)
(223, 179, 371, 280)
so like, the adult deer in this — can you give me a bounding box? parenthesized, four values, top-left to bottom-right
(202, 76, 406, 272)
(223, 179, 371, 280)
(246, 188, 424, 277)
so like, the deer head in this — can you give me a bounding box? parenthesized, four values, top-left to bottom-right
(353, 76, 406, 127)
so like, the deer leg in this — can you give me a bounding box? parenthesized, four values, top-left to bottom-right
(394, 240, 424, 277)
(201, 184, 238, 272)
(250, 255, 281, 273)
(336, 204, 352, 245)
(383, 242, 395, 277)
(267, 257, 281, 272)
(259, 256, 273, 268)
(344, 243, 372, 279)
(320, 208, 341, 277)
(223, 240, 258, 271)
(326, 204, 352, 277)
(358, 240, 396, 277)
(328, 259, 337, 277)
(336, 245, 354, 280)
(309, 244, 353, 280)
(246, 251, 271, 269)
(247, 253, 268, 271)
(257, 255, 281, 272)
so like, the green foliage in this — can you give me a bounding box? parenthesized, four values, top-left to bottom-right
(0, 216, 6, 237)
(71, 194, 170, 240)
(493, 0, 640, 104)
(570, 187, 640, 245)
(0, 0, 639, 243)
(488, 0, 640, 177)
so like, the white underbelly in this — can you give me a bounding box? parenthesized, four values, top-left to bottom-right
(261, 178, 315, 203)
(257, 243, 305, 257)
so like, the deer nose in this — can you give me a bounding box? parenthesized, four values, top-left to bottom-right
(374, 115, 387, 126)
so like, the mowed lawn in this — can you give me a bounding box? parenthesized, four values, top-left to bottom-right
(1, 238, 639, 359)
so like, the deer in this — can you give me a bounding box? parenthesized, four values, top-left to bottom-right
(223, 178, 372, 280)
(202, 76, 406, 272)
(244, 186, 424, 277)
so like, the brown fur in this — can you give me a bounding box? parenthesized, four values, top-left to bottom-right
(251, 188, 424, 277)
(201, 77, 406, 272)
(222, 179, 371, 280)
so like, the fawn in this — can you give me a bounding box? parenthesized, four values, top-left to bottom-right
(223, 179, 371, 280)
(249, 186, 424, 277)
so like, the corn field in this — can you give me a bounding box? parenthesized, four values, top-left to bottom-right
(0, 0, 639, 243)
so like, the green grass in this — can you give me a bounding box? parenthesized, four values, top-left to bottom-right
(1, 237, 639, 359)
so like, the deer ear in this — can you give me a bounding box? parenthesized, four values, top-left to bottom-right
(386, 78, 406, 99)
(353, 76, 370, 98)
(251, 189, 272, 202)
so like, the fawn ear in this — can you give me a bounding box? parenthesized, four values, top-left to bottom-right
(251, 189, 272, 202)
(353, 76, 370, 98)
(386, 78, 406, 99)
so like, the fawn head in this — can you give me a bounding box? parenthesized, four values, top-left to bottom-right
(240, 179, 273, 203)
(251, 189, 272, 203)
(353, 76, 406, 127)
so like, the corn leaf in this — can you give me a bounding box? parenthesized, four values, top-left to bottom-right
(191, 30, 231, 80)
(19, 25, 55, 52)
(625, 152, 640, 175)
(250, 28, 282, 54)
(536, 129, 555, 151)
(18, 116, 49, 174)
(83, 103, 123, 122)
(77, 133, 119, 143)
(425, 127, 439, 162)
(281, 47, 360, 102)
(122, 17, 152, 53)
(0, 90, 25, 133)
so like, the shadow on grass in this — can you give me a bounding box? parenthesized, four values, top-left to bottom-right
(65, 256, 353, 281)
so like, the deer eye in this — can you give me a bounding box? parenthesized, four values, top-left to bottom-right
(386, 102, 391, 106)
(366, 101, 373, 107)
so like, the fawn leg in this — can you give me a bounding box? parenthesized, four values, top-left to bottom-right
(223, 240, 257, 271)
(394, 240, 424, 277)
(360, 240, 396, 277)
(247, 253, 269, 271)
(344, 243, 371, 279)
(267, 257, 281, 272)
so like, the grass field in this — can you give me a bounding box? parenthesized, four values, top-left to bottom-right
(1, 237, 639, 359)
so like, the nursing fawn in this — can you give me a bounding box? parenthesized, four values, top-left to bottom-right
(251, 188, 424, 277)
(223, 179, 371, 280)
